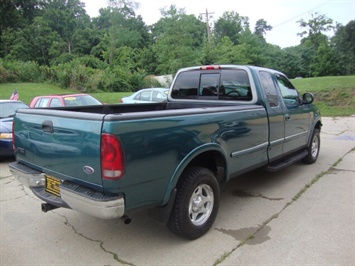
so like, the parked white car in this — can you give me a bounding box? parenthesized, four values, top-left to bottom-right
(120, 88, 169, 103)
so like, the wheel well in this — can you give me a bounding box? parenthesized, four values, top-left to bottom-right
(185, 151, 226, 183)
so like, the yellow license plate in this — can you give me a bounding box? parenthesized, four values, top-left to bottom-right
(45, 175, 61, 197)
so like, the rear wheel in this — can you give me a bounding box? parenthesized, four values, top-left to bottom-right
(167, 167, 220, 240)
(302, 128, 320, 164)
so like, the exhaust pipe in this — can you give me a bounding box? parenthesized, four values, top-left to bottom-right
(121, 215, 131, 224)
(41, 203, 59, 213)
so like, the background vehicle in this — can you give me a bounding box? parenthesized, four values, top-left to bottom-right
(120, 88, 169, 103)
(10, 65, 321, 239)
(30, 93, 102, 107)
(0, 100, 28, 157)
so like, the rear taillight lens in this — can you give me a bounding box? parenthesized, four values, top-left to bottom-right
(101, 134, 124, 180)
(200, 65, 220, 70)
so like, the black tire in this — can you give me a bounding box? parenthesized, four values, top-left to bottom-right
(302, 128, 320, 164)
(167, 167, 220, 240)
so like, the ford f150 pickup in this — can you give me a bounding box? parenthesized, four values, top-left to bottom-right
(9, 65, 322, 239)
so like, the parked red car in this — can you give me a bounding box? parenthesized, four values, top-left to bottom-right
(29, 93, 102, 108)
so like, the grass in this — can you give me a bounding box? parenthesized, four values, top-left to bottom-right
(291, 76, 355, 116)
(0, 75, 354, 116)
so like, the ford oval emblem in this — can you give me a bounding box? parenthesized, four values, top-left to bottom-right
(83, 166, 95, 175)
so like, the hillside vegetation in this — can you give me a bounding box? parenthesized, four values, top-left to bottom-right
(0, 75, 354, 117)
(292, 76, 355, 116)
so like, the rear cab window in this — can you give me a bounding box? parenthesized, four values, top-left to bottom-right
(171, 68, 253, 102)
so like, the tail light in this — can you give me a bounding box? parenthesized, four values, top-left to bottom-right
(200, 65, 221, 70)
(101, 134, 124, 180)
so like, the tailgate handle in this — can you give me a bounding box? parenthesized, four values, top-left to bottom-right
(42, 120, 54, 133)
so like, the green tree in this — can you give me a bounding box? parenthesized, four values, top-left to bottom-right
(254, 19, 272, 38)
(151, 5, 205, 74)
(312, 43, 338, 76)
(296, 13, 336, 77)
(331, 21, 355, 75)
(24, 17, 60, 65)
(93, 1, 150, 65)
(42, 0, 90, 54)
(278, 45, 315, 78)
(213, 37, 251, 65)
(238, 27, 268, 66)
(0, 0, 43, 57)
(213, 11, 249, 45)
(297, 12, 334, 50)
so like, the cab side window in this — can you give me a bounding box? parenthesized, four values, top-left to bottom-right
(275, 74, 300, 108)
(258, 71, 279, 107)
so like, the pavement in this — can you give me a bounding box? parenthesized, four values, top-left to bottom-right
(0, 116, 354, 266)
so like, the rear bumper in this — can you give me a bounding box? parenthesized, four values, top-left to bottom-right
(0, 139, 14, 157)
(9, 162, 125, 219)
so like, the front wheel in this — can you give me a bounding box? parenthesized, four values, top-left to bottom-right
(302, 128, 320, 164)
(167, 167, 220, 240)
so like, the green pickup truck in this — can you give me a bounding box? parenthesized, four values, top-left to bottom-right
(9, 65, 322, 239)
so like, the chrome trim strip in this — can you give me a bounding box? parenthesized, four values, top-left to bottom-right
(285, 131, 308, 141)
(270, 138, 284, 146)
(231, 142, 269, 157)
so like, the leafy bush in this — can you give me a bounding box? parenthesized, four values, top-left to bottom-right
(0, 58, 157, 91)
(0, 61, 18, 83)
(0, 60, 40, 82)
(53, 61, 93, 91)
(98, 67, 133, 92)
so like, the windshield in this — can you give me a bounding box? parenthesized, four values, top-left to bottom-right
(63, 95, 102, 106)
(0, 102, 28, 118)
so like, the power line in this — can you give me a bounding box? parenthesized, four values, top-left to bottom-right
(272, 2, 329, 28)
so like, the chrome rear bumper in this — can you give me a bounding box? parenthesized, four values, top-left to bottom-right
(9, 162, 125, 219)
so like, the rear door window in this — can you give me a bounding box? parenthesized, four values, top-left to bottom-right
(49, 98, 62, 107)
(35, 97, 50, 107)
(135, 90, 151, 101)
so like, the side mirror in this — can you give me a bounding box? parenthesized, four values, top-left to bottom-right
(302, 93, 314, 104)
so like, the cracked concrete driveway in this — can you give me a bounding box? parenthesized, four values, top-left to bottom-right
(1, 116, 354, 265)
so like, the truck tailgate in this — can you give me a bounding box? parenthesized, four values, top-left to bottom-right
(13, 108, 105, 190)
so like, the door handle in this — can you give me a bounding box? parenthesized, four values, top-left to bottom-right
(42, 120, 54, 133)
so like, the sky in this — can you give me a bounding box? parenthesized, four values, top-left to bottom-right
(82, 0, 355, 48)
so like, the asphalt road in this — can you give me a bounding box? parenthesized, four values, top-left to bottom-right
(0, 116, 354, 266)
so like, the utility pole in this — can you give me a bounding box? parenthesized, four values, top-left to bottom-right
(200, 9, 214, 42)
